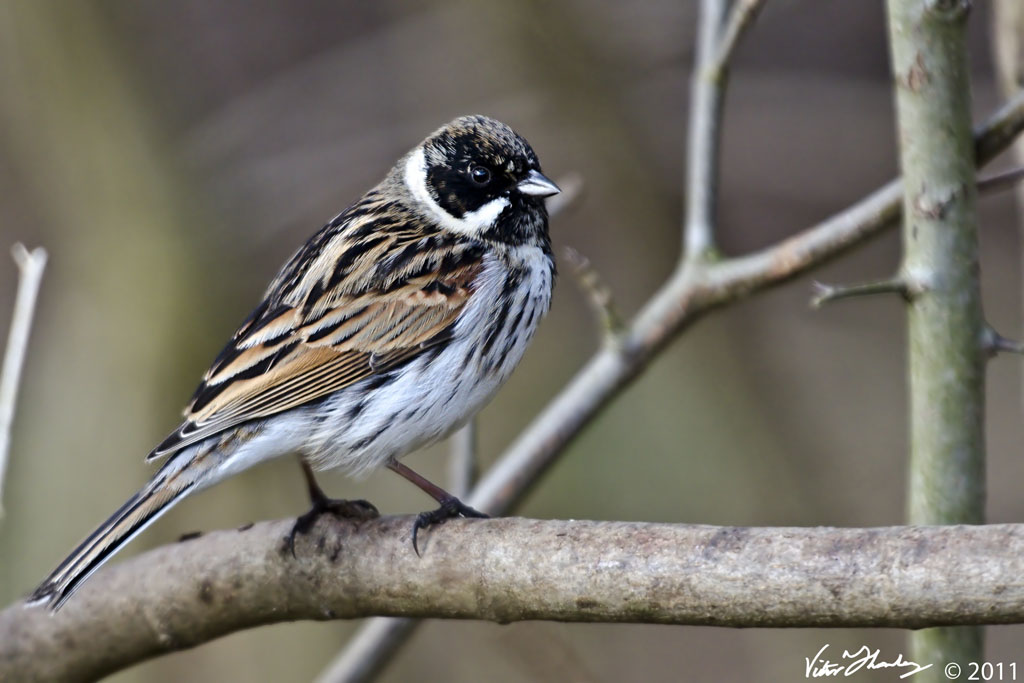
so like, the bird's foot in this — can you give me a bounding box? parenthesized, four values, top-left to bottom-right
(411, 495, 488, 555)
(286, 496, 379, 557)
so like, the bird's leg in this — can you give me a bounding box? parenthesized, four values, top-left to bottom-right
(287, 460, 379, 557)
(386, 460, 488, 555)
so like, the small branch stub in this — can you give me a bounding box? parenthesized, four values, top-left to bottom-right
(924, 0, 971, 22)
(977, 166, 1024, 195)
(981, 325, 1024, 356)
(810, 277, 909, 308)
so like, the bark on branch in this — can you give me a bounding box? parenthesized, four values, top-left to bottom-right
(3, 516, 1024, 681)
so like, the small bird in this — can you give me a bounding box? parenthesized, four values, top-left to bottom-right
(30, 115, 559, 610)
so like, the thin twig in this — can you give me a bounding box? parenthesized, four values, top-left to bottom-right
(0, 244, 47, 518)
(810, 277, 908, 308)
(977, 166, 1024, 195)
(981, 326, 1024, 356)
(447, 421, 476, 499)
(683, 0, 730, 260)
(684, 0, 763, 261)
(712, 0, 768, 73)
(811, 164, 1024, 311)
(563, 247, 624, 344)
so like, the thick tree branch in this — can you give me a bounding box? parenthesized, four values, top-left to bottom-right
(3, 516, 1024, 681)
(887, 0, 985, 674)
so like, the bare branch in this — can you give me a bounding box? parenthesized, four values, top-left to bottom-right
(712, 0, 768, 73)
(810, 277, 908, 308)
(684, 0, 764, 261)
(0, 243, 47, 518)
(977, 166, 1024, 195)
(4, 517, 1024, 681)
(447, 421, 477, 499)
(683, 0, 730, 260)
(315, 618, 418, 683)
(975, 92, 1024, 162)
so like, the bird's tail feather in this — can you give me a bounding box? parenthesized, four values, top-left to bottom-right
(28, 471, 195, 611)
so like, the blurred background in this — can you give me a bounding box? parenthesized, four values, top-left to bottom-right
(1, 1, 1022, 681)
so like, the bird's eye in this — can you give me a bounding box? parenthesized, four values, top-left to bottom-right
(469, 165, 492, 186)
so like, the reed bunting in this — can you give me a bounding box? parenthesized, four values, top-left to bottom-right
(31, 115, 559, 610)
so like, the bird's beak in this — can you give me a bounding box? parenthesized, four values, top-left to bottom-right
(516, 169, 561, 198)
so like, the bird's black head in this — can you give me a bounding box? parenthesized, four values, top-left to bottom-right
(402, 115, 559, 247)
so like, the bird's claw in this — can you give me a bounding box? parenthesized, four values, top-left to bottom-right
(411, 497, 488, 555)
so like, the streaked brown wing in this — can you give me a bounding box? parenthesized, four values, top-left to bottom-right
(149, 211, 484, 459)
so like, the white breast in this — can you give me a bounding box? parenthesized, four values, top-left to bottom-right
(301, 245, 553, 476)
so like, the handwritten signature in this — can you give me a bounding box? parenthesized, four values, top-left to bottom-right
(805, 644, 933, 679)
